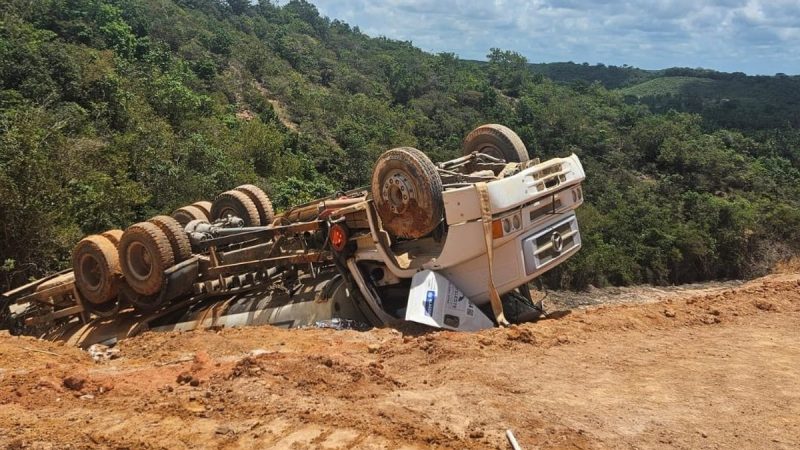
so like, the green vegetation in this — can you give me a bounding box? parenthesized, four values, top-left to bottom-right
(540, 62, 800, 131)
(620, 76, 716, 97)
(528, 61, 653, 89)
(1, 0, 799, 292)
(625, 72, 800, 130)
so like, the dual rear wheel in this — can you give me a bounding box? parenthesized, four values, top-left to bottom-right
(73, 217, 193, 313)
(75, 186, 276, 314)
(173, 185, 274, 228)
(210, 185, 274, 226)
(119, 214, 196, 297)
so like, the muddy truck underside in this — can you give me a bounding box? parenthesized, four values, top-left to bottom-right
(1, 124, 585, 347)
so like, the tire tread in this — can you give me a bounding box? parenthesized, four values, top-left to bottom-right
(119, 222, 175, 295)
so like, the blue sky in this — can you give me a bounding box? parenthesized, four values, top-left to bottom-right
(309, 0, 800, 75)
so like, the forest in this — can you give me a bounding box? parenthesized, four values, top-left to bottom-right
(2, 0, 800, 292)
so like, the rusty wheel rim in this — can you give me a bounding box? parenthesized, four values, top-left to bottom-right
(126, 241, 154, 282)
(78, 254, 103, 292)
(477, 144, 503, 160)
(218, 206, 237, 220)
(381, 170, 415, 215)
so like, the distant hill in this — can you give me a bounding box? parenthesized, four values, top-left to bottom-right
(620, 76, 716, 97)
(528, 61, 656, 89)
(527, 62, 800, 130)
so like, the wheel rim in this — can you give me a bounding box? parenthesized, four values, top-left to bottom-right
(478, 144, 503, 160)
(126, 241, 153, 281)
(218, 206, 237, 219)
(79, 254, 103, 292)
(381, 170, 415, 214)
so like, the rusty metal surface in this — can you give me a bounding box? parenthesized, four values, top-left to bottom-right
(371, 147, 444, 239)
(206, 252, 330, 277)
(44, 270, 368, 348)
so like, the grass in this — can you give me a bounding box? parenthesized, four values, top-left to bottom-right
(620, 77, 717, 97)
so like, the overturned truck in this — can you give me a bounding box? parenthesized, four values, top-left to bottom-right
(0, 124, 585, 347)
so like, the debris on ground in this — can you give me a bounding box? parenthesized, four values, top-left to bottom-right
(87, 344, 120, 363)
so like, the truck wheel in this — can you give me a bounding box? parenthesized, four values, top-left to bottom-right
(191, 201, 212, 219)
(462, 124, 529, 163)
(119, 282, 163, 313)
(148, 215, 192, 262)
(101, 229, 124, 247)
(119, 222, 175, 295)
(211, 190, 260, 226)
(235, 184, 275, 226)
(72, 235, 120, 305)
(172, 205, 208, 227)
(371, 147, 443, 239)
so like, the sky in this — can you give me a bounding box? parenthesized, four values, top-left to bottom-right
(309, 0, 800, 75)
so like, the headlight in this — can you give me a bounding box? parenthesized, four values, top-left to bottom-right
(492, 211, 522, 238)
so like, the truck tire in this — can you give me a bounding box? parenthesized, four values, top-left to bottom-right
(462, 124, 529, 163)
(148, 215, 192, 262)
(371, 147, 443, 239)
(119, 222, 175, 296)
(191, 201, 212, 219)
(235, 184, 275, 226)
(119, 282, 163, 313)
(72, 235, 120, 305)
(101, 229, 124, 247)
(172, 205, 208, 227)
(211, 190, 260, 226)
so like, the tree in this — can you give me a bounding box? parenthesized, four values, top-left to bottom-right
(486, 48, 531, 96)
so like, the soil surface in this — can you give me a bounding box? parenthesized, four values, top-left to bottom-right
(1, 272, 799, 449)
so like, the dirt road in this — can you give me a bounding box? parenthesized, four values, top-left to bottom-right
(1, 273, 799, 449)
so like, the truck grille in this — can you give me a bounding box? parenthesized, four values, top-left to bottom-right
(532, 163, 567, 192)
(522, 215, 581, 275)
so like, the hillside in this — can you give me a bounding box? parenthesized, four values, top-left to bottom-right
(624, 73, 800, 130)
(529, 61, 656, 89)
(533, 62, 800, 130)
(620, 76, 717, 97)
(2, 0, 800, 292)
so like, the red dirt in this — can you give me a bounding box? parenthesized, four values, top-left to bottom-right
(1, 272, 799, 449)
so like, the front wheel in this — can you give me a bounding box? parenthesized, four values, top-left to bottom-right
(462, 123, 529, 163)
(371, 147, 443, 239)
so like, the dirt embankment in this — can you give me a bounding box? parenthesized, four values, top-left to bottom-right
(1, 273, 799, 449)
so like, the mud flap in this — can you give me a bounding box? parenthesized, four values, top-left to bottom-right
(405, 270, 494, 331)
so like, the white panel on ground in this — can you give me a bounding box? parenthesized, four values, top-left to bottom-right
(405, 270, 494, 331)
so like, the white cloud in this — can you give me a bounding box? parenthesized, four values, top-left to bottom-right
(312, 0, 800, 74)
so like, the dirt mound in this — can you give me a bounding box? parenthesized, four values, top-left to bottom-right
(1, 273, 799, 449)
(774, 256, 800, 274)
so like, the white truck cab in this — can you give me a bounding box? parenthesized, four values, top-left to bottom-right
(348, 151, 585, 330)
